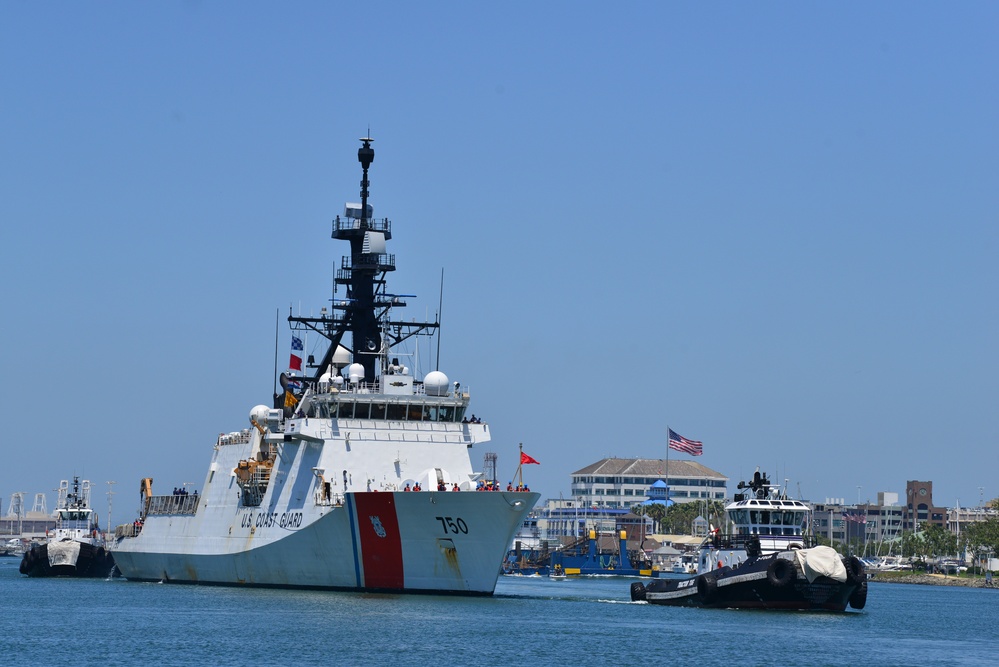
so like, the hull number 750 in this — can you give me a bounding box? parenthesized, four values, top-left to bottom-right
(435, 516, 468, 534)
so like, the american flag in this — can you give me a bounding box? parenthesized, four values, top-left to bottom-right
(668, 428, 703, 456)
(842, 512, 867, 524)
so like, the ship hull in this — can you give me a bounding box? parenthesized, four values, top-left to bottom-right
(19, 540, 117, 578)
(112, 490, 537, 594)
(631, 553, 867, 612)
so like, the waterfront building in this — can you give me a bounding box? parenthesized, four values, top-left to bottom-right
(903, 480, 947, 531)
(0, 513, 56, 538)
(1, 492, 56, 538)
(948, 505, 998, 535)
(516, 497, 654, 548)
(514, 461, 726, 549)
(811, 500, 849, 545)
(811, 495, 904, 549)
(570, 458, 728, 509)
(857, 502, 905, 545)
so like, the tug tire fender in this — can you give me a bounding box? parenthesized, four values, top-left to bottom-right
(843, 556, 865, 585)
(767, 557, 795, 587)
(849, 579, 868, 610)
(630, 582, 647, 602)
(697, 573, 717, 603)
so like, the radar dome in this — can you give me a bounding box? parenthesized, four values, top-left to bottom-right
(424, 371, 450, 396)
(249, 405, 270, 426)
(346, 363, 365, 384)
(331, 345, 351, 369)
(318, 371, 333, 391)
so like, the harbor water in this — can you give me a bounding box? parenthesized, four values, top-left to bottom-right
(1, 559, 996, 666)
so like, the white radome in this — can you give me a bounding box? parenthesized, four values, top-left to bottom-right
(249, 405, 270, 425)
(423, 370, 449, 396)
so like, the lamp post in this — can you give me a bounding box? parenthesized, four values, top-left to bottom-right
(106, 481, 116, 540)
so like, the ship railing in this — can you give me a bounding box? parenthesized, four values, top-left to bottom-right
(314, 489, 345, 507)
(115, 522, 146, 538)
(709, 532, 817, 551)
(145, 494, 200, 516)
(217, 430, 252, 446)
(308, 380, 466, 400)
(341, 253, 395, 271)
(333, 216, 391, 235)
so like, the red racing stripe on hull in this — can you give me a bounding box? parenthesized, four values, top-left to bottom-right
(353, 493, 404, 590)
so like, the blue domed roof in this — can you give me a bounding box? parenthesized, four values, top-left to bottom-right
(641, 497, 675, 507)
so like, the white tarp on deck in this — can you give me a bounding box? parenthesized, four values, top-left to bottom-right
(795, 545, 847, 583)
(47, 540, 81, 567)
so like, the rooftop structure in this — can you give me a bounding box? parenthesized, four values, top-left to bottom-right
(571, 458, 728, 509)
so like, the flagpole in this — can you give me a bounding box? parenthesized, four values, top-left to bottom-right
(517, 442, 524, 488)
(665, 425, 670, 505)
(273, 308, 279, 399)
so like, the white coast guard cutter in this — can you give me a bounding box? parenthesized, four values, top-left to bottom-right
(111, 138, 539, 594)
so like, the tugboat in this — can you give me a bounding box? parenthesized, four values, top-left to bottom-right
(110, 138, 540, 594)
(630, 469, 867, 611)
(20, 477, 116, 578)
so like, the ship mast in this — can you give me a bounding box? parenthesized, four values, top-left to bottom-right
(346, 136, 383, 382)
(285, 137, 439, 392)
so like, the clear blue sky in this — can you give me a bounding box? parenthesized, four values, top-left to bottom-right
(2, 3, 996, 521)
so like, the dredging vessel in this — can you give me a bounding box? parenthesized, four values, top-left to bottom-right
(630, 470, 867, 611)
(111, 138, 539, 594)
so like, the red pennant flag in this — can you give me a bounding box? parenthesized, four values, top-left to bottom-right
(520, 452, 540, 465)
